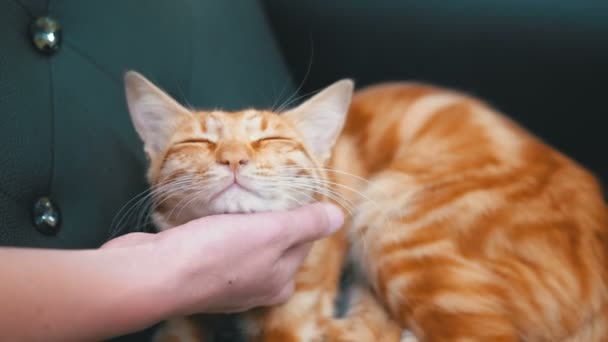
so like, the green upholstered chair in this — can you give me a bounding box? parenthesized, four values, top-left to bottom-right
(0, 0, 294, 248)
(1, 0, 293, 340)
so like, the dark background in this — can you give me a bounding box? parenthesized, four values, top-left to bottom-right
(263, 0, 608, 189)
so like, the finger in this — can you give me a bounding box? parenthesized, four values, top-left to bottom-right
(265, 243, 311, 304)
(265, 280, 295, 306)
(282, 242, 313, 275)
(182, 202, 343, 249)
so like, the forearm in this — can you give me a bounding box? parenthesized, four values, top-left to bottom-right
(0, 203, 342, 340)
(0, 245, 175, 341)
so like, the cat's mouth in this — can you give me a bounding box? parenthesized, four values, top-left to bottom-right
(224, 182, 252, 194)
(197, 174, 299, 216)
(207, 177, 258, 203)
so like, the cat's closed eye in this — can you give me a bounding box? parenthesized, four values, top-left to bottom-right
(252, 136, 291, 146)
(173, 138, 217, 147)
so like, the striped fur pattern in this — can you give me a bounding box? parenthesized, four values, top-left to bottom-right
(124, 71, 608, 341)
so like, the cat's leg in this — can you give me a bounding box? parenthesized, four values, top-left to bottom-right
(248, 231, 349, 342)
(152, 317, 207, 342)
(323, 285, 406, 342)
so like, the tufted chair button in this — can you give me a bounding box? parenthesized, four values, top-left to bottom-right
(32, 197, 61, 235)
(29, 16, 62, 55)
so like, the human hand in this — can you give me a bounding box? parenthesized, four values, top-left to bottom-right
(103, 202, 344, 316)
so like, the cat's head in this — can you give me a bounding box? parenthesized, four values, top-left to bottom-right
(124, 71, 353, 230)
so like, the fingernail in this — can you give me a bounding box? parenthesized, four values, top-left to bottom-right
(321, 203, 344, 233)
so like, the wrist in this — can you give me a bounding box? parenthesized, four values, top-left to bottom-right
(152, 228, 221, 317)
(132, 242, 180, 323)
(96, 239, 177, 331)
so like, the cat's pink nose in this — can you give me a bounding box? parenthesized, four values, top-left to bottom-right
(216, 143, 251, 171)
(217, 157, 249, 171)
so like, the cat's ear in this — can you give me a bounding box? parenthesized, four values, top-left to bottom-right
(124, 71, 190, 161)
(283, 79, 354, 161)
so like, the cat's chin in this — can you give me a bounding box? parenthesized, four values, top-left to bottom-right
(152, 187, 304, 231)
(152, 201, 290, 231)
(203, 185, 297, 216)
(206, 197, 295, 216)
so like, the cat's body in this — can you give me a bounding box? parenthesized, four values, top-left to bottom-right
(124, 72, 608, 341)
(329, 83, 608, 341)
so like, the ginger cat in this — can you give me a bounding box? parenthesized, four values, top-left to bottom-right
(124, 71, 608, 341)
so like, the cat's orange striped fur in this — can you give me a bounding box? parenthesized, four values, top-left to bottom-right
(124, 71, 608, 341)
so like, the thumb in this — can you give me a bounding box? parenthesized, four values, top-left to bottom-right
(279, 202, 344, 249)
(172, 202, 344, 250)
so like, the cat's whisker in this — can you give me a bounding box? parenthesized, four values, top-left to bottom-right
(111, 175, 219, 237)
(259, 179, 352, 216)
(143, 175, 223, 227)
(152, 177, 224, 227)
(110, 178, 184, 233)
(275, 42, 314, 113)
(248, 175, 358, 214)
(131, 182, 211, 233)
(292, 177, 380, 212)
(136, 179, 194, 223)
(279, 186, 322, 210)
(109, 176, 198, 237)
(253, 174, 366, 208)
(273, 170, 378, 207)
(173, 189, 208, 222)
(275, 166, 372, 185)
(250, 177, 358, 218)
(270, 77, 292, 112)
(281, 190, 308, 208)
(110, 176, 198, 238)
(253, 173, 394, 231)
(175, 85, 196, 113)
(136, 183, 196, 232)
(275, 88, 322, 113)
(284, 183, 357, 218)
(110, 189, 154, 237)
(163, 192, 195, 225)
(295, 185, 356, 217)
